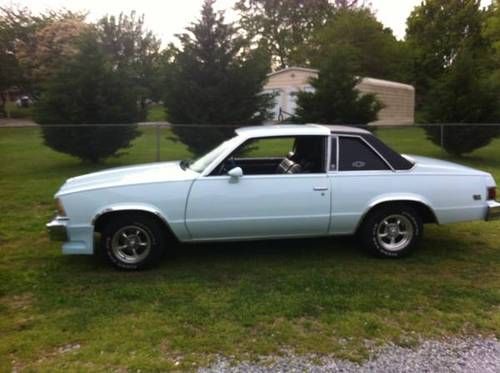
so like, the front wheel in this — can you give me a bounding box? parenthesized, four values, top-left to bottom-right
(100, 214, 166, 270)
(359, 205, 422, 258)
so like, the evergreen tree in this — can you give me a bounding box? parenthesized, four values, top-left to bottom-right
(164, 0, 273, 155)
(293, 48, 382, 125)
(34, 31, 140, 163)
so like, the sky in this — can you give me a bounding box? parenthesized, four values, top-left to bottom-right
(1, 0, 494, 43)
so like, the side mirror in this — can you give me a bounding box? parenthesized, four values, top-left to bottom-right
(227, 166, 243, 178)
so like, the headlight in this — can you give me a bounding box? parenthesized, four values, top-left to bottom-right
(56, 198, 67, 216)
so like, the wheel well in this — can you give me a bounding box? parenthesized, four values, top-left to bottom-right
(358, 200, 438, 232)
(93, 210, 176, 240)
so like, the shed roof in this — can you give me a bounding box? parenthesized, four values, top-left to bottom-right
(360, 77, 415, 91)
(267, 67, 414, 91)
(266, 66, 319, 78)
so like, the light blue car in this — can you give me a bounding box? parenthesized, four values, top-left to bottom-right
(47, 125, 500, 270)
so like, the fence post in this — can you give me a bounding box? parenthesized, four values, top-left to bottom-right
(440, 124, 444, 149)
(156, 124, 160, 162)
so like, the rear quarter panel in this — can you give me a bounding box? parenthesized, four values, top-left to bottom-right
(329, 171, 489, 235)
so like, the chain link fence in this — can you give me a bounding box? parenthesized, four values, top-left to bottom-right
(0, 122, 499, 164)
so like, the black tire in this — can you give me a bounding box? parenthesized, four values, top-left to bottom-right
(359, 205, 422, 258)
(100, 213, 166, 270)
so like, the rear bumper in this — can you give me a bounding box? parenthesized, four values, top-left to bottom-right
(46, 216, 69, 241)
(486, 200, 500, 221)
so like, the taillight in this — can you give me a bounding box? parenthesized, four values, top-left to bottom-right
(487, 187, 497, 201)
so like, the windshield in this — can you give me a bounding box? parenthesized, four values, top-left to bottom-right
(189, 136, 240, 173)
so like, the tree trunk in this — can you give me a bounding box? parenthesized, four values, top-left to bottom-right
(0, 92, 7, 118)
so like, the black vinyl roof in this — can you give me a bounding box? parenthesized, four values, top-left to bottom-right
(331, 130, 414, 171)
(362, 134, 414, 170)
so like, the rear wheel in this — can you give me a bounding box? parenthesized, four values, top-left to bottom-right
(100, 214, 166, 270)
(359, 205, 422, 258)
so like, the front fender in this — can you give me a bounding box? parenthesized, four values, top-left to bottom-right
(91, 203, 170, 226)
(90, 201, 192, 242)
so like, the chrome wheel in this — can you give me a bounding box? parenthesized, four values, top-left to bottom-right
(376, 214, 414, 252)
(111, 225, 151, 264)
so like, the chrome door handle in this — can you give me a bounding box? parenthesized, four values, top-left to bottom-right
(313, 187, 328, 191)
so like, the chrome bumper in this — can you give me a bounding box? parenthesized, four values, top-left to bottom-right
(486, 200, 500, 221)
(46, 216, 69, 241)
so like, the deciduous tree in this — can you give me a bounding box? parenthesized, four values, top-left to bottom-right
(423, 49, 499, 155)
(304, 8, 410, 81)
(406, 0, 498, 155)
(0, 6, 86, 94)
(96, 12, 161, 119)
(0, 25, 21, 116)
(16, 16, 88, 89)
(235, 0, 337, 68)
(483, 0, 500, 85)
(406, 0, 486, 106)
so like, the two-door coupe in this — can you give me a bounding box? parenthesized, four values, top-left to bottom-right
(47, 125, 500, 269)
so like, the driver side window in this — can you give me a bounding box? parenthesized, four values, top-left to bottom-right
(233, 137, 294, 158)
(210, 136, 326, 176)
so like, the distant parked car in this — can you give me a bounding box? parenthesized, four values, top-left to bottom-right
(47, 125, 500, 270)
(15, 96, 32, 108)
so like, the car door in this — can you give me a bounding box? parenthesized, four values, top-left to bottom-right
(185, 136, 331, 240)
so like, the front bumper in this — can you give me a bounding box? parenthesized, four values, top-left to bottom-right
(46, 216, 69, 241)
(486, 200, 500, 221)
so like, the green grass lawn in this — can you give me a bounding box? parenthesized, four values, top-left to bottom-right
(2, 102, 166, 122)
(146, 104, 167, 122)
(0, 126, 499, 371)
(4, 101, 33, 119)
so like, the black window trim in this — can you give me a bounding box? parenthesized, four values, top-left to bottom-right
(335, 134, 395, 172)
(329, 135, 339, 171)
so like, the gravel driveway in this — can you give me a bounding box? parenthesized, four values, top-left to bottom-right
(199, 336, 500, 373)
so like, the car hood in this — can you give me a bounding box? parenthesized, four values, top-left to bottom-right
(404, 155, 489, 176)
(56, 161, 199, 196)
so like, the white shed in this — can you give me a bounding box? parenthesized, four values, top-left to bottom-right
(262, 67, 415, 126)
